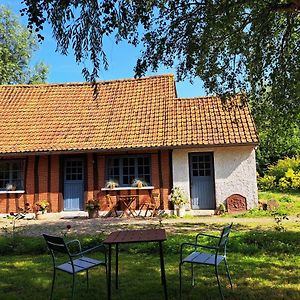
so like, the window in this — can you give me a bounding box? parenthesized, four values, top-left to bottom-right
(0, 160, 25, 191)
(106, 155, 151, 186)
(191, 154, 212, 177)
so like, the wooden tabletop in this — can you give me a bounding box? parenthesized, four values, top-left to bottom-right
(104, 229, 166, 244)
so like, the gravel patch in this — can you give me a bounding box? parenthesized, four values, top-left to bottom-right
(1, 215, 299, 237)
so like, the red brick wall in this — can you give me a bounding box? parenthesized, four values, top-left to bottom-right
(160, 150, 171, 209)
(0, 149, 173, 213)
(38, 155, 48, 204)
(86, 153, 94, 202)
(49, 155, 60, 212)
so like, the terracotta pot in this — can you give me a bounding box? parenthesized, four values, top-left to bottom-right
(36, 211, 48, 220)
(137, 182, 143, 188)
(88, 209, 99, 219)
(176, 206, 185, 218)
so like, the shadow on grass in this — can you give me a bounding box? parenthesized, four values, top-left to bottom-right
(0, 248, 299, 300)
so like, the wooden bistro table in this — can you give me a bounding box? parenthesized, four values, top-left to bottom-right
(103, 229, 168, 300)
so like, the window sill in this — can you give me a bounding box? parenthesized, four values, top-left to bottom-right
(0, 190, 25, 194)
(101, 186, 154, 191)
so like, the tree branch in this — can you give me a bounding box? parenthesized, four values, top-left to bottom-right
(271, 1, 300, 13)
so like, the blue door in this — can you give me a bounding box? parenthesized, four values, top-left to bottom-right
(190, 153, 215, 209)
(64, 158, 84, 211)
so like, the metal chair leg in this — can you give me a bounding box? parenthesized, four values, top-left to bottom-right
(224, 258, 232, 289)
(215, 265, 224, 300)
(72, 273, 75, 300)
(86, 269, 89, 290)
(50, 268, 56, 300)
(179, 263, 183, 299)
(191, 264, 195, 286)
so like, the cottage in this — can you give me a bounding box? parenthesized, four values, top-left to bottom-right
(0, 74, 258, 215)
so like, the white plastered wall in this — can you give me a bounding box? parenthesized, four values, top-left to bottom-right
(172, 146, 258, 209)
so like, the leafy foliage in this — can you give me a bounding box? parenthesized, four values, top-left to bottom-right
(268, 156, 300, 181)
(257, 175, 276, 191)
(0, 5, 48, 84)
(254, 96, 300, 174)
(258, 157, 300, 191)
(21, 1, 299, 115)
(169, 186, 189, 207)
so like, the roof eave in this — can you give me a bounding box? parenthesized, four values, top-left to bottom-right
(0, 141, 259, 157)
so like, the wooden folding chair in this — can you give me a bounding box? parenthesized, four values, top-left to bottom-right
(138, 192, 160, 217)
(105, 194, 118, 217)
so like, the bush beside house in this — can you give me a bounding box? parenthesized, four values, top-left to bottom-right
(258, 156, 300, 191)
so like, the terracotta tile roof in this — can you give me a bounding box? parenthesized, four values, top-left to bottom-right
(168, 96, 258, 147)
(0, 75, 258, 154)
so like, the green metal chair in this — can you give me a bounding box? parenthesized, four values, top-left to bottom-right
(43, 234, 107, 300)
(179, 223, 233, 299)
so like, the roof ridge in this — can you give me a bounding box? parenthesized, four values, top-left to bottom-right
(176, 95, 217, 101)
(177, 94, 243, 101)
(0, 74, 175, 88)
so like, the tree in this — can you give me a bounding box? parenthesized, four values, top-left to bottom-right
(21, 1, 299, 118)
(253, 90, 300, 173)
(0, 5, 47, 84)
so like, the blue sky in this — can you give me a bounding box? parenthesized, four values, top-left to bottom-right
(1, 1, 206, 97)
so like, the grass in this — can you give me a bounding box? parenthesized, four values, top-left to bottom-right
(0, 225, 300, 299)
(1, 190, 300, 299)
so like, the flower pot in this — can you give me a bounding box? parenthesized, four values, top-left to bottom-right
(88, 209, 99, 219)
(137, 182, 143, 188)
(36, 211, 48, 220)
(176, 206, 185, 218)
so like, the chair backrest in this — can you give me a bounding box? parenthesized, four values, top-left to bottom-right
(218, 223, 233, 249)
(151, 192, 160, 205)
(43, 234, 71, 258)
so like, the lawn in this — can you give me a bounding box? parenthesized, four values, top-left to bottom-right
(0, 190, 300, 299)
(0, 192, 300, 300)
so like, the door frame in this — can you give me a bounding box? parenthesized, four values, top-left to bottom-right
(61, 155, 86, 211)
(188, 152, 216, 210)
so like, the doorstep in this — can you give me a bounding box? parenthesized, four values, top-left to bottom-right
(189, 210, 215, 216)
(60, 211, 88, 219)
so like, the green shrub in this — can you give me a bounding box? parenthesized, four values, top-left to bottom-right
(267, 156, 300, 182)
(278, 168, 300, 191)
(261, 157, 300, 191)
(258, 175, 276, 191)
(279, 177, 290, 190)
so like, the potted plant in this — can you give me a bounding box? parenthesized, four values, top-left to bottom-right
(35, 200, 49, 220)
(131, 178, 148, 188)
(86, 199, 100, 218)
(105, 179, 119, 189)
(169, 186, 189, 217)
(6, 183, 16, 191)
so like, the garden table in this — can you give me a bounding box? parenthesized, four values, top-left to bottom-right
(103, 228, 168, 300)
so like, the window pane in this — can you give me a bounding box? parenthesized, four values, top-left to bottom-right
(204, 155, 210, 162)
(144, 166, 150, 174)
(137, 155, 151, 184)
(0, 160, 24, 190)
